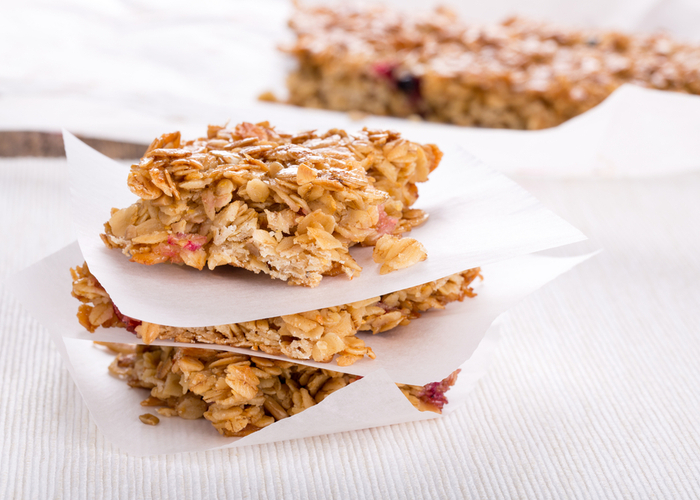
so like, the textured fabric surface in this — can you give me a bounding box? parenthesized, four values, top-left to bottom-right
(1, 158, 699, 498)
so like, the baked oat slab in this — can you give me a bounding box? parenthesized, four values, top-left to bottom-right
(102, 122, 441, 287)
(72, 263, 481, 366)
(285, 5, 700, 130)
(105, 344, 460, 437)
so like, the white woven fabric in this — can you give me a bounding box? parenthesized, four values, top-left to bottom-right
(1, 158, 699, 498)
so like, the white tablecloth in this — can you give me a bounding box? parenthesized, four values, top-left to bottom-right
(1, 158, 698, 498)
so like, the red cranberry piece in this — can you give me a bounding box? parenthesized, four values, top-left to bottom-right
(418, 369, 461, 411)
(372, 62, 396, 80)
(112, 304, 142, 334)
(396, 74, 421, 95)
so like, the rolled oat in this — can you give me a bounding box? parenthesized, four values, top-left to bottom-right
(139, 413, 160, 426)
(372, 235, 427, 274)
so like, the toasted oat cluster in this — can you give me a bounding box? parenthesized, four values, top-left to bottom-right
(72, 263, 481, 366)
(101, 122, 441, 287)
(285, 5, 700, 129)
(105, 344, 460, 437)
(372, 235, 427, 275)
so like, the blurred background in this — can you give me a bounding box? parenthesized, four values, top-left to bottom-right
(1, 0, 700, 150)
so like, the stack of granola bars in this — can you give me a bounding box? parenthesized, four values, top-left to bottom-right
(69, 121, 483, 436)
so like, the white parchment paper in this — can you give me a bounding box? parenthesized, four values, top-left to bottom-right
(65, 132, 586, 327)
(5, 242, 592, 385)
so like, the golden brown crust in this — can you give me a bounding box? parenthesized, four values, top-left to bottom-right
(102, 123, 441, 287)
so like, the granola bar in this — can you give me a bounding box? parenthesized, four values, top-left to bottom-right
(285, 5, 700, 130)
(101, 122, 442, 287)
(106, 344, 460, 437)
(72, 263, 481, 366)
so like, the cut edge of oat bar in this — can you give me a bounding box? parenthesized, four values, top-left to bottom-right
(101, 122, 442, 287)
(105, 344, 461, 437)
(72, 262, 481, 366)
